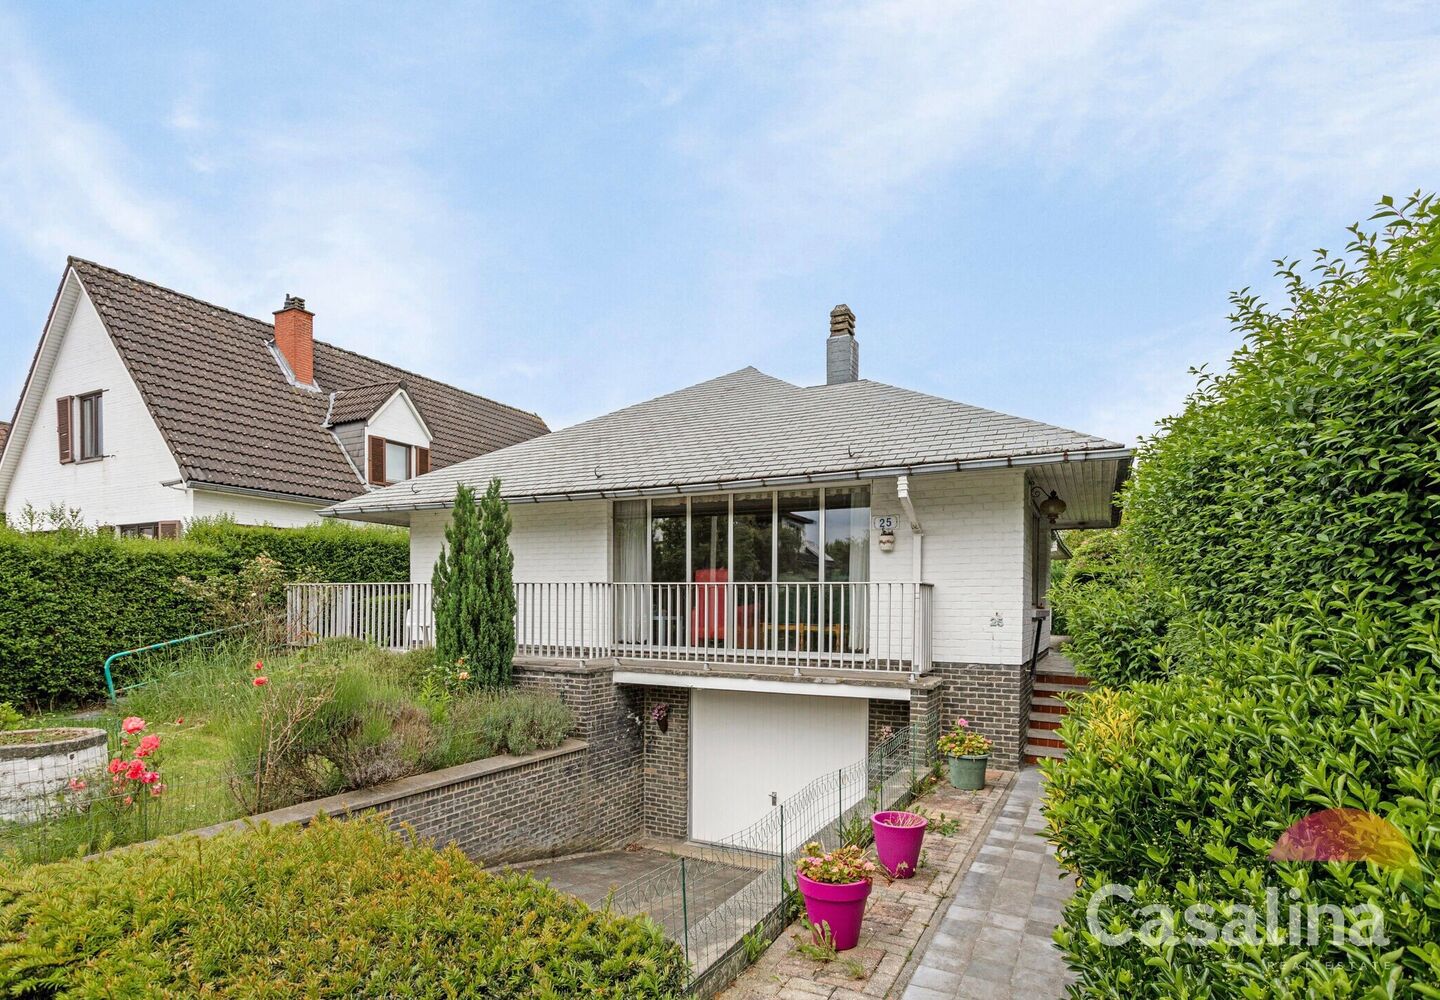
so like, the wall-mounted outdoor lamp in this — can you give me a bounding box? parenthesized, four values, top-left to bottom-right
(1031, 486, 1068, 524)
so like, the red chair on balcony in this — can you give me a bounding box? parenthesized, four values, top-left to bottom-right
(691, 568, 727, 644)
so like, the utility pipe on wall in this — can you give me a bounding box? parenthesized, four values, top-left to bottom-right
(896, 475, 923, 581)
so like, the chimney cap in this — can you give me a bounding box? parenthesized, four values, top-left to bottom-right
(829, 304, 855, 337)
(279, 294, 308, 313)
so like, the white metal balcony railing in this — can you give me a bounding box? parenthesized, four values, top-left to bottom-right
(285, 581, 934, 673)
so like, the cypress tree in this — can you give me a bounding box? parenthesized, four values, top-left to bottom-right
(431, 483, 483, 671)
(474, 477, 516, 686)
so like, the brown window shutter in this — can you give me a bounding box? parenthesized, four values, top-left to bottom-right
(367, 436, 386, 484)
(415, 447, 430, 476)
(157, 520, 181, 540)
(56, 396, 73, 463)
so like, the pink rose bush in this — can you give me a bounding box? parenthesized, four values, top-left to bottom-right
(108, 717, 164, 802)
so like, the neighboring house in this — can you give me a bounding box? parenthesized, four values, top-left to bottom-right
(0, 259, 548, 534)
(321, 305, 1131, 842)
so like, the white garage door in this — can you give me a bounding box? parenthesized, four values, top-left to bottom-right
(690, 689, 869, 844)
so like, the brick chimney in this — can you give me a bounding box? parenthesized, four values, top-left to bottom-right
(273, 294, 314, 385)
(827, 304, 858, 384)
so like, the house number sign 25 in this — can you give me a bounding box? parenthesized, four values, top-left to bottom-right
(872, 515, 897, 531)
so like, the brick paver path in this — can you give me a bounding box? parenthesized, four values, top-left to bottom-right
(719, 771, 1012, 1000)
(901, 767, 1075, 999)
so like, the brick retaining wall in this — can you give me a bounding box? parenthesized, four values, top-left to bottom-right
(928, 661, 1029, 769)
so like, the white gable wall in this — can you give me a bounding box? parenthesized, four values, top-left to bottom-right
(368, 393, 431, 447)
(2, 289, 191, 528)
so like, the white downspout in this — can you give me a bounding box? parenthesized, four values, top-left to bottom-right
(896, 475, 923, 580)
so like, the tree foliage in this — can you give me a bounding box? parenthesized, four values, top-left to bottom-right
(1046, 194, 1440, 997)
(432, 480, 515, 686)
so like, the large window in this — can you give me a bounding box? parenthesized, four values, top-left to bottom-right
(617, 487, 870, 585)
(384, 440, 410, 483)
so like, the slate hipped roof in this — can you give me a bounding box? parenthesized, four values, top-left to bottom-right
(328, 366, 1128, 518)
(36, 260, 548, 503)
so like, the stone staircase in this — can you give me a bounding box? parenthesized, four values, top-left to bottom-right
(1025, 641, 1089, 764)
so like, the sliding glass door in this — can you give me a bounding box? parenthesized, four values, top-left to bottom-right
(612, 487, 871, 657)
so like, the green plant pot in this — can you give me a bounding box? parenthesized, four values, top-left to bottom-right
(947, 754, 988, 790)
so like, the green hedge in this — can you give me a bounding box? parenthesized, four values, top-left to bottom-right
(186, 516, 408, 583)
(1045, 196, 1440, 996)
(0, 815, 687, 998)
(0, 519, 408, 707)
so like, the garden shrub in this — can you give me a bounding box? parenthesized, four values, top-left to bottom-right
(1051, 531, 1184, 687)
(1046, 597, 1440, 996)
(433, 479, 516, 687)
(185, 515, 408, 583)
(1046, 196, 1440, 996)
(0, 815, 687, 998)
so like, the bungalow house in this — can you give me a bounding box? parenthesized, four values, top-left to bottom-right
(321, 306, 1131, 842)
(0, 259, 548, 533)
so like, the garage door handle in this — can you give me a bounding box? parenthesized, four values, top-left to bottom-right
(770, 792, 778, 806)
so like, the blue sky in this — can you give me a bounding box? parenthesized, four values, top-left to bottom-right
(2, 2, 1437, 445)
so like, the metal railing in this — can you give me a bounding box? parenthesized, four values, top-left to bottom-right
(603, 721, 938, 995)
(287, 581, 934, 673)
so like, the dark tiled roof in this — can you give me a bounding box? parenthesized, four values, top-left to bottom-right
(68, 259, 548, 503)
(327, 381, 407, 425)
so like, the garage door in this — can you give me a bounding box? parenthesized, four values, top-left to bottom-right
(690, 689, 869, 844)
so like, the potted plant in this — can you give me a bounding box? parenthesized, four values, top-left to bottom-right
(794, 842, 880, 951)
(871, 810, 927, 878)
(937, 719, 992, 790)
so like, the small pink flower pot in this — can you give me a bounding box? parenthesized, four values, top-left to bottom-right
(871, 810, 928, 879)
(796, 871, 871, 951)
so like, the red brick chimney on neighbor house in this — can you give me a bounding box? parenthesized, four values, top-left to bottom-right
(273, 294, 314, 385)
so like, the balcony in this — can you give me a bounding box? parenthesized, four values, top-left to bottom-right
(285, 581, 933, 674)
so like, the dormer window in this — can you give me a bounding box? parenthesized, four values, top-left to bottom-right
(367, 436, 430, 486)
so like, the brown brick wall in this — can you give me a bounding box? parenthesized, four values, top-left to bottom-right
(867, 698, 909, 750)
(513, 662, 646, 848)
(929, 661, 1030, 769)
(634, 686, 690, 839)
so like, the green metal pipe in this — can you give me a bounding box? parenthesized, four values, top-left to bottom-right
(103, 622, 256, 704)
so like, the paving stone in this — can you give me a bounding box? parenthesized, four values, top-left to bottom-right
(909, 965, 963, 993)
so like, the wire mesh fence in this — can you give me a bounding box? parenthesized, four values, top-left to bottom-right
(605, 721, 938, 992)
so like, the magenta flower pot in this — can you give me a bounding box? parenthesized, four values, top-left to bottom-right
(871, 810, 928, 878)
(796, 871, 871, 951)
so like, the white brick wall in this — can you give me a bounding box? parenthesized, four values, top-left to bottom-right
(3, 290, 192, 527)
(410, 500, 611, 584)
(406, 475, 1032, 665)
(190, 489, 325, 527)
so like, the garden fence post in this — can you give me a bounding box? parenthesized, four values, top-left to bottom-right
(680, 857, 690, 970)
(778, 803, 786, 909)
(836, 768, 844, 844)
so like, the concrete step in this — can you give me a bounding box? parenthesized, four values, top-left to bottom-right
(1029, 717, 1062, 731)
(1035, 673, 1089, 688)
(1030, 696, 1071, 712)
(1025, 743, 1066, 761)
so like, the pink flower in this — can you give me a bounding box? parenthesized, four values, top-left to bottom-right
(68, 777, 87, 792)
(253, 660, 264, 671)
(175, 717, 184, 725)
(121, 717, 146, 735)
(140, 771, 160, 785)
(253, 676, 268, 687)
(149, 785, 164, 797)
(123, 795, 133, 806)
(957, 718, 969, 727)
(135, 734, 161, 757)
(125, 760, 146, 781)
(108, 758, 124, 775)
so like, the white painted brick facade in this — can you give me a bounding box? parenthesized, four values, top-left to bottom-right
(190, 489, 325, 527)
(409, 472, 1032, 665)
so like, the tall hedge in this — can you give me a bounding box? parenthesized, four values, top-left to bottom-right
(1046, 195, 1440, 997)
(185, 516, 408, 582)
(0, 519, 409, 707)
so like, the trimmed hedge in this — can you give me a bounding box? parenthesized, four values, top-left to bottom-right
(0, 815, 688, 998)
(1046, 196, 1440, 996)
(0, 519, 408, 707)
(186, 516, 408, 584)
